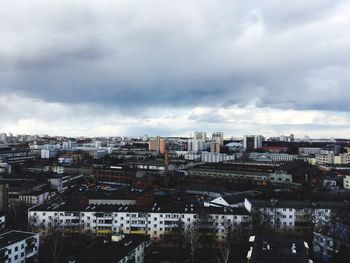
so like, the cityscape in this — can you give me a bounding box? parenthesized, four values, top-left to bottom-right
(2, 0, 350, 262)
(0, 132, 350, 262)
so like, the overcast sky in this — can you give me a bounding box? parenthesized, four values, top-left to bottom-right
(1, 0, 350, 138)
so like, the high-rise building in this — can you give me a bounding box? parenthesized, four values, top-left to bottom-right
(149, 136, 165, 154)
(210, 142, 220, 153)
(188, 139, 204, 152)
(0, 133, 7, 144)
(212, 132, 224, 146)
(243, 135, 263, 151)
(188, 132, 207, 152)
(193, 132, 207, 142)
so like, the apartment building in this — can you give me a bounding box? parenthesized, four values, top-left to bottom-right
(19, 191, 49, 205)
(245, 198, 350, 232)
(247, 235, 312, 263)
(0, 230, 39, 263)
(28, 203, 251, 240)
(72, 233, 150, 263)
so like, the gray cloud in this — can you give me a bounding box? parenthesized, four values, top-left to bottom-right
(1, 0, 350, 136)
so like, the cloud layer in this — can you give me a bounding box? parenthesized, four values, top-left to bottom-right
(1, 0, 350, 137)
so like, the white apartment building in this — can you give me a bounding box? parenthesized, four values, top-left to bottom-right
(212, 132, 224, 146)
(249, 153, 296, 162)
(19, 191, 49, 205)
(244, 198, 348, 232)
(201, 152, 234, 163)
(243, 135, 263, 151)
(41, 149, 58, 159)
(343, 175, 350, 190)
(316, 152, 350, 165)
(28, 203, 251, 241)
(0, 230, 39, 263)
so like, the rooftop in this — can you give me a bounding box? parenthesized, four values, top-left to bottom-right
(30, 202, 250, 215)
(74, 234, 149, 263)
(249, 199, 350, 209)
(249, 236, 309, 263)
(0, 231, 37, 249)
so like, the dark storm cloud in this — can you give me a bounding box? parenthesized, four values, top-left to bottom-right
(1, 0, 350, 112)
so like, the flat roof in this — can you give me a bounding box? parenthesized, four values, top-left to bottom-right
(250, 236, 309, 263)
(249, 199, 350, 209)
(75, 235, 148, 263)
(30, 202, 250, 215)
(0, 231, 36, 249)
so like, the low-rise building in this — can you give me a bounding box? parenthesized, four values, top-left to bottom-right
(247, 235, 312, 263)
(19, 190, 50, 205)
(48, 174, 84, 191)
(28, 203, 251, 241)
(0, 230, 39, 263)
(41, 149, 58, 159)
(70, 233, 150, 263)
(189, 168, 295, 186)
(245, 198, 350, 233)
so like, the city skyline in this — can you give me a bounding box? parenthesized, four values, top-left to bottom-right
(1, 1, 350, 137)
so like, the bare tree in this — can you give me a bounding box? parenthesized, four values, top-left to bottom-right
(39, 217, 65, 263)
(216, 220, 234, 263)
(184, 222, 201, 263)
(45, 228, 64, 263)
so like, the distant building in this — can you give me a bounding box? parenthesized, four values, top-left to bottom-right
(212, 132, 224, 146)
(193, 132, 206, 142)
(316, 152, 350, 165)
(62, 140, 76, 150)
(299, 147, 322, 155)
(41, 149, 58, 159)
(19, 191, 49, 205)
(148, 136, 165, 154)
(188, 139, 205, 152)
(0, 133, 7, 144)
(244, 135, 263, 151)
(0, 230, 39, 263)
(48, 174, 84, 191)
(200, 152, 234, 163)
(209, 142, 220, 153)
